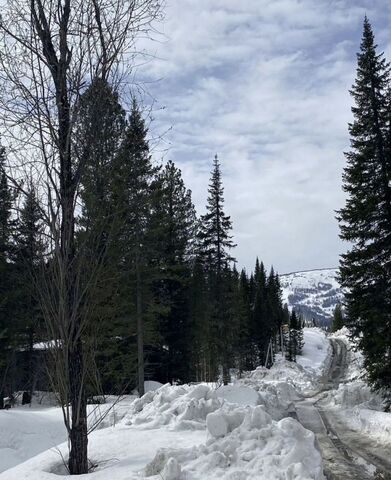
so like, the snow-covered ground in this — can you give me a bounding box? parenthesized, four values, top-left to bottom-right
(0, 328, 330, 480)
(321, 328, 391, 446)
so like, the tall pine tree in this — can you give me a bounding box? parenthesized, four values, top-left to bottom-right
(0, 144, 13, 408)
(113, 99, 159, 396)
(338, 18, 391, 405)
(149, 160, 197, 383)
(198, 155, 236, 383)
(13, 185, 45, 400)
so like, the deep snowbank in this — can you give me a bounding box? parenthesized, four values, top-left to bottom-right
(0, 328, 330, 479)
(146, 406, 324, 480)
(322, 328, 391, 446)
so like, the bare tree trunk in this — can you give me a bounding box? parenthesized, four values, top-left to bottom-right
(136, 249, 144, 397)
(28, 325, 34, 403)
(68, 338, 88, 474)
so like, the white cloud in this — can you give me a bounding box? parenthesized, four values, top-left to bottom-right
(136, 0, 391, 273)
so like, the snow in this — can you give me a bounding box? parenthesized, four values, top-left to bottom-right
(144, 380, 163, 393)
(280, 268, 343, 324)
(214, 385, 259, 406)
(146, 408, 324, 480)
(321, 328, 391, 447)
(0, 406, 65, 473)
(0, 328, 330, 480)
(297, 328, 331, 373)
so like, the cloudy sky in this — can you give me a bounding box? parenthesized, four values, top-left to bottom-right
(138, 0, 391, 274)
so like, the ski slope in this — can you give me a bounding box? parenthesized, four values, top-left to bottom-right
(280, 268, 343, 325)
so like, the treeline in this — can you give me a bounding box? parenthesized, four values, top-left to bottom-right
(338, 18, 391, 405)
(0, 80, 294, 404)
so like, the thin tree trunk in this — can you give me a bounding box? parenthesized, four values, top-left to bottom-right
(28, 325, 34, 403)
(136, 249, 144, 397)
(68, 339, 88, 474)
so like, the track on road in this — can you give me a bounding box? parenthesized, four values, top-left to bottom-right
(294, 338, 391, 480)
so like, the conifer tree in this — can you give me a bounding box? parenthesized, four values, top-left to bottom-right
(237, 268, 253, 373)
(295, 313, 304, 356)
(76, 79, 127, 396)
(252, 259, 268, 365)
(266, 268, 284, 359)
(13, 185, 45, 400)
(77, 78, 126, 249)
(149, 160, 197, 383)
(198, 154, 236, 383)
(114, 99, 159, 396)
(0, 145, 13, 408)
(189, 257, 211, 381)
(337, 18, 391, 404)
(331, 304, 345, 332)
(286, 310, 299, 362)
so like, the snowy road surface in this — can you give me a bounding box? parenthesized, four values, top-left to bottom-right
(294, 338, 391, 480)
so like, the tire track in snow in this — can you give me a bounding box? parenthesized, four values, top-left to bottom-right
(295, 338, 391, 480)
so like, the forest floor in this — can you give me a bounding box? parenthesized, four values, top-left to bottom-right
(0, 328, 390, 479)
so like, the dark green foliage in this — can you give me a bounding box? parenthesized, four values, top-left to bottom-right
(12, 185, 46, 396)
(236, 269, 253, 374)
(76, 79, 130, 396)
(149, 160, 197, 384)
(337, 18, 391, 404)
(1, 86, 291, 400)
(286, 311, 304, 362)
(197, 155, 236, 383)
(113, 99, 161, 395)
(252, 259, 268, 364)
(0, 145, 14, 408)
(77, 78, 126, 239)
(331, 304, 345, 332)
(198, 155, 236, 270)
(189, 257, 212, 381)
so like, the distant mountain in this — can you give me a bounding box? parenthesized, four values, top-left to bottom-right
(279, 268, 343, 326)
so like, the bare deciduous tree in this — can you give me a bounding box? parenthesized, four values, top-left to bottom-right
(0, 0, 162, 474)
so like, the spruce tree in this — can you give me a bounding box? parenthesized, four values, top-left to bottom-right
(76, 79, 127, 396)
(0, 145, 13, 408)
(198, 154, 236, 383)
(113, 99, 159, 396)
(189, 257, 211, 381)
(331, 304, 345, 332)
(296, 313, 304, 356)
(286, 310, 300, 362)
(149, 160, 197, 383)
(252, 259, 268, 365)
(237, 268, 253, 373)
(337, 18, 391, 404)
(286, 311, 296, 362)
(77, 78, 125, 243)
(266, 268, 284, 359)
(13, 185, 45, 400)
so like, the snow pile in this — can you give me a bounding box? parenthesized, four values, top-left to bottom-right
(145, 405, 324, 480)
(236, 328, 331, 419)
(1, 329, 330, 479)
(124, 383, 223, 431)
(323, 328, 391, 445)
(326, 328, 383, 410)
(342, 408, 391, 445)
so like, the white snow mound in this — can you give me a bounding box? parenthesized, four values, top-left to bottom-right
(146, 405, 324, 480)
